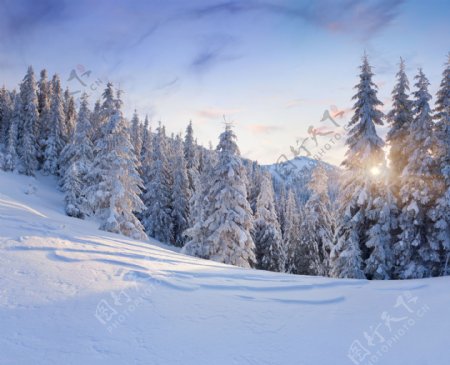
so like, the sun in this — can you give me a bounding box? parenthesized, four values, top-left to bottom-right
(370, 166, 381, 176)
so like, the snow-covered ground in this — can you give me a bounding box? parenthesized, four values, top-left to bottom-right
(0, 170, 448, 365)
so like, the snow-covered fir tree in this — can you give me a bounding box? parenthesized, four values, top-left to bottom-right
(248, 161, 263, 214)
(43, 75, 65, 175)
(37, 69, 52, 162)
(331, 55, 385, 279)
(171, 135, 191, 247)
(300, 164, 334, 276)
(386, 58, 414, 183)
(90, 100, 102, 143)
(183, 142, 217, 258)
(18, 66, 39, 175)
(3, 94, 20, 171)
(140, 115, 152, 185)
(283, 189, 302, 273)
(63, 89, 77, 142)
(142, 122, 174, 244)
(433, 55, 450, 274)
(130, 110, 143, 159)
(275, 182, 288, 237)
(395, 69, 442, 278)
(184, 125, 256, 268)
(253, 171, 285, 272)
(364, 167, 397, 280)
(85, 86, 146, 239)
(184, 121, 199, 199)
(0, 87, 12, 145)
(61, 93, 94, 218)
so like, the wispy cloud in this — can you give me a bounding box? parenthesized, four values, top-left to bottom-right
(285, 98, 306, 108)
(195, 107, 242, 120)
(189, 34, 241, 73)
(247, 124, 282, 134)
(189, 0, 405, 40)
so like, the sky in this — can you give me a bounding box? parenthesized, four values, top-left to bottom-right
(0, 0, 449, 165)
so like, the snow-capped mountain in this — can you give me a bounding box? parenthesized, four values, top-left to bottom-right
(266, 156, 340, 204)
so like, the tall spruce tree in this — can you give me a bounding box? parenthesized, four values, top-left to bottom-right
(386, 58, 414, 183)
(364, 165, 397, 279)
(183, 143, 217, 259)
(0, 87, 12, 145)
(300, 164, 334, 276)
(86, 85, 146, 239)
(61, 93, 94, 218)
(130, 110, 143, 159)
(184, 125, 256, 268)
(331, 55, 385, 279)
(63, 89, 77, 142)
(43, 75, 65, 175)
(171, 135, 191, 247)
(3, 94, 20, 171)
(395, 69, 442, 278)
(18, 66, 39, 175)
(283, 189, 302, 273)
(253, 171, 285, 272)
(184, 121, 199, 210)
(142, 123, 174, 244)
(433, 55, 450, 274)
(37, 69, 52, 162)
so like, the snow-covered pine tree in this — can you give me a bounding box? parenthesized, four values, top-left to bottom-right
(0, 87, 12, 145)
(142, 122, 174, 244)
(283, 189, 302, 273)
(90, 100, 102, 144)
(364, 167, 397, 280)
(171, 134, 191, 247)
(253, 170, 285, 272)
(18, 66, 39, 175)
(185, 125, 256, 268)
(433, 54, 450, 274)
(140, 115, 152, 186)
(61, 93, 94, 218)
(89, 83, 115, 145)
(331, 55, 385, 279)
(275, 182, 288, 237)
(387, 58, 414, 183)
(85, 85, 146, 239)
(248, 161, 262, 214)
(183, 142, 217, 258)
(43, 75, 65, 175)
(63, 89, 77, 143)
(37, 69, 52, 163)
(184, 121, 199, 199)
(300, 163, 334, 276)
(130, 110, 143, 159)
(395, 69, 442, 278)
(3, 94, 20, 171)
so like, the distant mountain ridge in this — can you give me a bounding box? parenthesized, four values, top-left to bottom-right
(265, 156, 340, 205)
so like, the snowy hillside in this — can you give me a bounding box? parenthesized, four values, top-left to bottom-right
(0, 170, 449, 365)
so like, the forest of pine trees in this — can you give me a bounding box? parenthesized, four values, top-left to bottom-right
(0, 54, 448, 279)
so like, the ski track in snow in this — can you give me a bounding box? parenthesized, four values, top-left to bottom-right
(0, 171, 449, 365)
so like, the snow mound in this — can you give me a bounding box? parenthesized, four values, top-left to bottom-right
(0, 171, 448, 364)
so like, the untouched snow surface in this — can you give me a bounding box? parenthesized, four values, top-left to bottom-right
(0, 170, 449, 365)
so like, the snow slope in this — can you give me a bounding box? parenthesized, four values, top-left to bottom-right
(0, 171, 449, 365)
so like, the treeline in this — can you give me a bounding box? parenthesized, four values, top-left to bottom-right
(0, 54, 448, 280)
